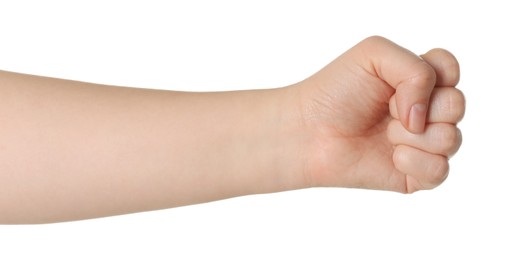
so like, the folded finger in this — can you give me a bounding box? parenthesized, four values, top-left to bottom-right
(388, 120, 462, 156)
(420, 48, 460, 88)
(389, 87, 465, 124)
(393, 145, 449, 191)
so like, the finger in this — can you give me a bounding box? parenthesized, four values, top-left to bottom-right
(389, 87, 465, 123)
(393, 145, 449, 191)
(352, 36, 436, 134)
(420, 48, 460, 87)
(388, 120, 462, 157)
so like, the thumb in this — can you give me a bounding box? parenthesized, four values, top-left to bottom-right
(352, 36, 436, 133)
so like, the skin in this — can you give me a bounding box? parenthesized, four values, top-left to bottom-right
(0, 36, 464, 224)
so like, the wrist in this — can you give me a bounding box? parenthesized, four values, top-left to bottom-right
(264, 86, 312, 192)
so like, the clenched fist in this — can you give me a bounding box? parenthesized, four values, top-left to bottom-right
(293, 36, 464, 193)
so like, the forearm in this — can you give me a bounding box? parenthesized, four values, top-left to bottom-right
(0, 70, 306, 223)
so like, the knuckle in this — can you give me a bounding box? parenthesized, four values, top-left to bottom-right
(402, 60, 437, 94)
(436, 48, 460, 85)
(362, 35, 388, 45)
(357, 36, 391, 54)
(448, 89, 466, 122)
(413, 62, 437, 86)
(426, 157, 449, 187)
(437, 125, 462, 155)
(430, 87, 465, 123)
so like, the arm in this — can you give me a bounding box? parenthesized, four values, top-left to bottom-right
(0, 36, 465, 224)
(0, 71, 304, 223)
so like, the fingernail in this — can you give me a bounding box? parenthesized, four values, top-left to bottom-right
(409, 103, 427, 133)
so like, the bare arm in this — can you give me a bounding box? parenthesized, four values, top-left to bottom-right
(0, 70, 306, 223)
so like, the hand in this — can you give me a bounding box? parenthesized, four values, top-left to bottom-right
(293, 36, 464, 193)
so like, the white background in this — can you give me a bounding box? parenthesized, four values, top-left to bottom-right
(0, 0, 512, 259)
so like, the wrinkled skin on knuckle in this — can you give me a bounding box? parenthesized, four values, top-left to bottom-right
(425, 156, 449, 188)
(437, 124, 462, 156)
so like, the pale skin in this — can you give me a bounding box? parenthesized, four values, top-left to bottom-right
(0, 36, 464, 224)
